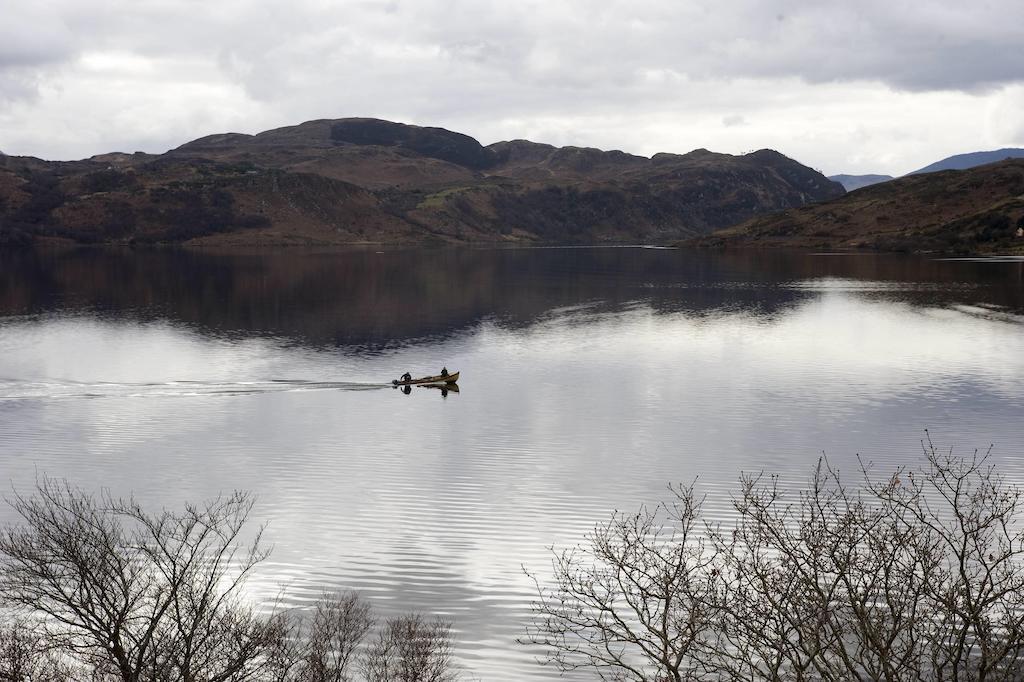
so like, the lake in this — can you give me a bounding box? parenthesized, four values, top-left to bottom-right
(1, 246, 1023, 680)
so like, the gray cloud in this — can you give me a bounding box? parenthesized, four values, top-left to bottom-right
(0, 4, 79, 104)
(8, 1, 1023, 95)
(1, 0, 1022, 173)
(0, 4, 78, 69)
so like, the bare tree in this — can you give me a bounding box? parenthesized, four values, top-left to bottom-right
(715, 436, 1024, 681)
(525, 435, 1024, 682)
(523, 484, 718, 682)
(264, 592, 459, 682)
(0, 483, 462, 682)
(0, 478, 277, 682)
(362, 614, 457, 682)
(0, 618, 79, 681)
(711, 459, 943, 681)
(302, 592, 374, 682)
(867, 435, 1024, 681)
(267, 592, 374, 682)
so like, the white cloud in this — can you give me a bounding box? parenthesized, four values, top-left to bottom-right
(1, 0, 1022, 174)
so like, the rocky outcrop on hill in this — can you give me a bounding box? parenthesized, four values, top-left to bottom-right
(0, 118, 844, 246)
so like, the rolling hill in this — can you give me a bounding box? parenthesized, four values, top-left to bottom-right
(0, 118, 843, 246)
(693, 159, 1024, 254)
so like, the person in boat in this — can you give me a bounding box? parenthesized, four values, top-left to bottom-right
(440, 367, 449, 378)
(400, 372, 412, 382)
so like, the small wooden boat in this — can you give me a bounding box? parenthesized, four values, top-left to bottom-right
(392, 371, 459, 386)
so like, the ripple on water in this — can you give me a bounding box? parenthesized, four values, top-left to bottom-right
(1, 250, 1023, 681)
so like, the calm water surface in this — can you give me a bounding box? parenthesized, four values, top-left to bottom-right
(1, 247, 1023, 680)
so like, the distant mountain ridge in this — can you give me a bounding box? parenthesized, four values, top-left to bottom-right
(829, 148, 1024, 192)
(0, 117, 844, 246)
(828, 174, 894, 191)
(909, 148, 1024, 175)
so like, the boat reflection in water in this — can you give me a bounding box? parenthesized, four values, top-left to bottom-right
(393, 383, 460, 398)
(422, 383, 459, 398)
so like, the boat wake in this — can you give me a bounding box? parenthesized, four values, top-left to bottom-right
(0, 378, 391, 402)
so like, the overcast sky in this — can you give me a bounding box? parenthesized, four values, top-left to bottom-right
(1, 0, 1023, 175)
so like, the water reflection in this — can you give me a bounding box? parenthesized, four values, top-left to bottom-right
(389, 383, 461, 397)
(415, 384, 460, 397)
(2, 247, 1021, 350)
(0, 246, 1022, 681)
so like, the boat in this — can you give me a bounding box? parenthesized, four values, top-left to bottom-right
(392, 371, 459, 386)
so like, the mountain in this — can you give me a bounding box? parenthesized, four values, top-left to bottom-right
(692, 159, 1024, 255)
(910, 148, 1024, 175)
(828, 148, 1024, 192)
(0, 118, 843, 247)
(828, 174, 894, 191)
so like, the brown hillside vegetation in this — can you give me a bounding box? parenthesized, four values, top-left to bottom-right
(0, 118, 843, 246)
(693, 159, 1024, 254)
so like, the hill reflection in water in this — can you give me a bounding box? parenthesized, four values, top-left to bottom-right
(1, 247, 1021, 350)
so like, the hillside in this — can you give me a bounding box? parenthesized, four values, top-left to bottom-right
(0, 118, 843, 246)
(693, 160, 1024, 254)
